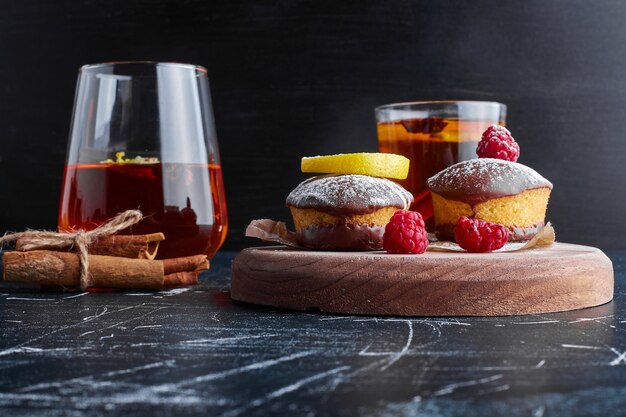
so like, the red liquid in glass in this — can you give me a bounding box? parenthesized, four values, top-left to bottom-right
(58, 163, 228, 259)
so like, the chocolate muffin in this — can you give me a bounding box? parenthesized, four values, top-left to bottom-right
(426, 158, 552, 241)
(286, 174, 413, 250)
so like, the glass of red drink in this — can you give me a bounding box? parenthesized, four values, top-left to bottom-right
(376, 101, 506, 229)
(59, 62, 228, 259)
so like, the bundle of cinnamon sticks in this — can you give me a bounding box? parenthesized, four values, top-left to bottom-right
(3, 233, 209, 291)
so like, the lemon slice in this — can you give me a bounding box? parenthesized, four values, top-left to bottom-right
(301, 153, 409, 179)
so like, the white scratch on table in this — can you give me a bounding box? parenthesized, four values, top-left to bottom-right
(0, 346, 77, 355)
(99, 333, 114, 341)
(0, 391, 205, 407)
(83, 307, 109, 321)
(535, 359, 546, 368)
(180, 351, 315, 386)
(533, 405, 546, 417)
(323, 357, 395, 394)
(609, 348, 626, 366)
(19, 360, 176, 392)
(0, 304, 144, 357)
(0, 392, 62, 402)
(477, 383, 510, 395)
(133, 325, 162, 330)
(513, 320, 560, 325)
(432, 374, 504, 396)
(569, 315, 614, 324)
(93, 307, 165, 333)
(220, 365, 350, 417)
(561, 344, 604, 350)
(562, 344, 626, 365)
(352, 317, 467, 327)
(357, 320, 414, 371)
(161, 287, 191, 297)
(0, 347, 44, 354)
(463, 365, 519, 371)
(319, 316, 354, 321)
(79, 331, 96, 337)
(62, 292, 89, 299)
(179, 334, 278, 345)
(6, 297, 55, 301)
(103, 351, 316, 405)
(5, 320, 22, 323)
(383, 321, 413, 370)
(430, 320, 471, 326)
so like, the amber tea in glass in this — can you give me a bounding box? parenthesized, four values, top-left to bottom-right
(376, 101, 506, 228)
(58, 62, 228, 259)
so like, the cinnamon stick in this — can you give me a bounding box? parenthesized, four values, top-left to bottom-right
(3, 250, 164, 290)
(161, 255, 208, 287)
(15, 233, 165, 260)
(164, 271, 199, 287)
(162, 255, 209, 275)
(89, 233, 165, 259)
(3, 250, 210, 290)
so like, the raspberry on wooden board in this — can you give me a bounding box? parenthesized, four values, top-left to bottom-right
(383, 210, 429, 254)
(454, 216, 509, 253)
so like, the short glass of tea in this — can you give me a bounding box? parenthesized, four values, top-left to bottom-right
(58, 62, 228, 259)
(376, 100, 506, 229)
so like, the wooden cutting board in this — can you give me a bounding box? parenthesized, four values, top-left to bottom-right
(230, 243, 614, 316)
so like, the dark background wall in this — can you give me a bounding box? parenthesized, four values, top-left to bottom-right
(1, 0, 625, 250)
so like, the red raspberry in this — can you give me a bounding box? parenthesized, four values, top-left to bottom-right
(476, 125, 520, 162)
(454, 216, 509, 253)
(383, 210, 429, 254)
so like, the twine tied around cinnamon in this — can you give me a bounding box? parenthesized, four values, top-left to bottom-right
(0, 210, 143, 290)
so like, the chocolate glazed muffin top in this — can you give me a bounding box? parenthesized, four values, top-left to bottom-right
(427, 158, 552, 206)
(286, 174, 413, 215)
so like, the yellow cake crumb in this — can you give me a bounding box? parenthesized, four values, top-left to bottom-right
(431, 188, 551, 228)
(290, 206, 399, 230)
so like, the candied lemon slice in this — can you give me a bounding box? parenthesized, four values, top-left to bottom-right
(100, 151, 160, 164)
(301, 153, 409, 179)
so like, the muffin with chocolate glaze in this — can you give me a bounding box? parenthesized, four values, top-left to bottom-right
(286, 174, 413, 250)
(427, 158, 552, 241)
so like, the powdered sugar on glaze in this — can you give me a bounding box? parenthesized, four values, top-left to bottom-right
(426, 158, 552, 203)
(286, 174, 413, 215)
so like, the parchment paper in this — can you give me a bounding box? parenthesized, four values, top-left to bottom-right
(245, 219, 555, 252)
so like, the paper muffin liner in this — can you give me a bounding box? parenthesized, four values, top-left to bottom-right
(244, 219, 555, 253)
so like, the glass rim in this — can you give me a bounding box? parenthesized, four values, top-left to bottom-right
(375, 100, 506, 112)
(80, 61, 208, 74)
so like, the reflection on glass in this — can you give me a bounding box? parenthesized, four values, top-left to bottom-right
(58, 62, 228, 259)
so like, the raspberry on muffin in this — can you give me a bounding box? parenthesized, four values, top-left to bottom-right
(476, 125, 520, 162)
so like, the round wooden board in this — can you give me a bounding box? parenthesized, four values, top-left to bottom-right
(230, 243, 614, 316)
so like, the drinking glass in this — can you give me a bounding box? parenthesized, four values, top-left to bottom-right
(376, 100, 506, 228)
(58, 62, 228, 259)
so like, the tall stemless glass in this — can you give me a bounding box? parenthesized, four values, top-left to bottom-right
(376, 101, 506, 228)
(58, 62, 228, 259)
